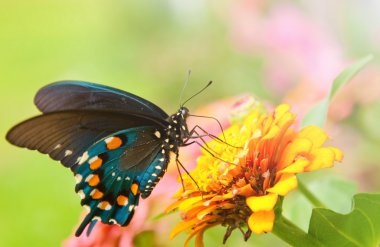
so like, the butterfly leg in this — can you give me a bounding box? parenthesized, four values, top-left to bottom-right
(188, 114, 227, 142)
(185, 128, 222, 156)
(185, 136, 238, 166)
(176, 158, 202, 196)
(175, 158, 185, 190)
(189, 125, 241, 148)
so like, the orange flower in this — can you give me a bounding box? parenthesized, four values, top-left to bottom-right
(166, 103, 343, 246)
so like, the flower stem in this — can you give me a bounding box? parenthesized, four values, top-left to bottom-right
(297, 181, 326, 208)
(272, 215, 323, 247)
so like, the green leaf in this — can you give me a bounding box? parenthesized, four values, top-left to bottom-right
(283, 174, 357, 231)
(308, 193, 380, 247)
(301, 54, 373, 128)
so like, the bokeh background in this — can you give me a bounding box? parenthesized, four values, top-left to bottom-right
(1, 0, 380, 246)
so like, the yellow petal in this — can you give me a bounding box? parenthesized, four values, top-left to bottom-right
(262, 125, 280, 140)
(246, 193, 278, 212)
(274, 104, 291, 121)
(278, 157, 309, 174)
(247, 210, 275, 234)
(297, 126, 329, 149)
(170, 215, 219, 239)
(178, 195, 213, 211)
(266, 174, 297, 196)
(278, 138, 313, 169)
(277, 112, 296, 128)
(304, 147, 336, 172)
(330, 147, 344, 162)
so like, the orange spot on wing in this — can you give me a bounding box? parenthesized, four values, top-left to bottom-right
(131, 183, 140, 195)
(117, 195, 129, 206)
(98, 201, 111, 210)
(91, 189, 104, 199)
(90, 157, 103, 170)
(88, 174, 100, 186)
(107, 137, 123, 150)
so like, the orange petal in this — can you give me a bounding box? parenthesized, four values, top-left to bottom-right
(266, 174, 297, 196)
(170, 217, 201, 239)
(246, 193, 278, 212)
(235, 184, 255, 196)
(247, 210, 275, 234)
(304, 147, 337, 172)
(297, 126, 329, 149)
(184, 223, 219, 247)
(196, 202, 235, 220)
(165, 199, 183, 213)
(170, 214, 219, 239)
(195, 230, 205, 247)
(278, 157, 309, 174)
(278, 138, 313, 169)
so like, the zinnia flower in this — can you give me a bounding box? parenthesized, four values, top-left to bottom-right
(166, 102, 343, 246)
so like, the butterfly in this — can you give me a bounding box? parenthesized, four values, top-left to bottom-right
(6, 80, 213, 236)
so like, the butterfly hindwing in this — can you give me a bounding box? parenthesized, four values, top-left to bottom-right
(73, 127, 171, 236)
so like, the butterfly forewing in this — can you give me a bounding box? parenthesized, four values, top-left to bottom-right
(6, 110, 165, 169)
(34, 81, 169, 122)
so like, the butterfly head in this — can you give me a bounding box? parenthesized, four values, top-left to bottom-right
(179, 106, 189, 119)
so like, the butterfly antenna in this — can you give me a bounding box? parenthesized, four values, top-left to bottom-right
(181, 80, 213, 107)
(179, 70, 192, 107)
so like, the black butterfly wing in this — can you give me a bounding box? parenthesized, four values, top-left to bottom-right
(6, 110, 165, 170)
(34, 81, 169, 121)
(73, 127, 170, 236)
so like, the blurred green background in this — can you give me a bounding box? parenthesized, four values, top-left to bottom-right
(1, 1, 380, 246)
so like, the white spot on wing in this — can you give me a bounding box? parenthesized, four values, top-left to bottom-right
(129, 205, 134, 212)
(85, 174, 93, 182)
(154, 131, 161, 138)
(89, 156, 98, 164)
(83, 205, 91, 213)
(53, 144, 61, 150)
(93, 216, 101, 221)
(76, 156, 82, 163)
(75, 174, 83, 183)
(65, 150, 73, 156)
(155, 166, 162, 170)
(105, 137, 114, 143)
(79, 152, 89, 165)
(78, 190, 85, 199)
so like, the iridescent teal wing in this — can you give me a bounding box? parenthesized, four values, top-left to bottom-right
(73, 126, 170, 236)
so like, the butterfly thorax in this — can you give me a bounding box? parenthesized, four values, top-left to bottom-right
(164, 107, 190, 152)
